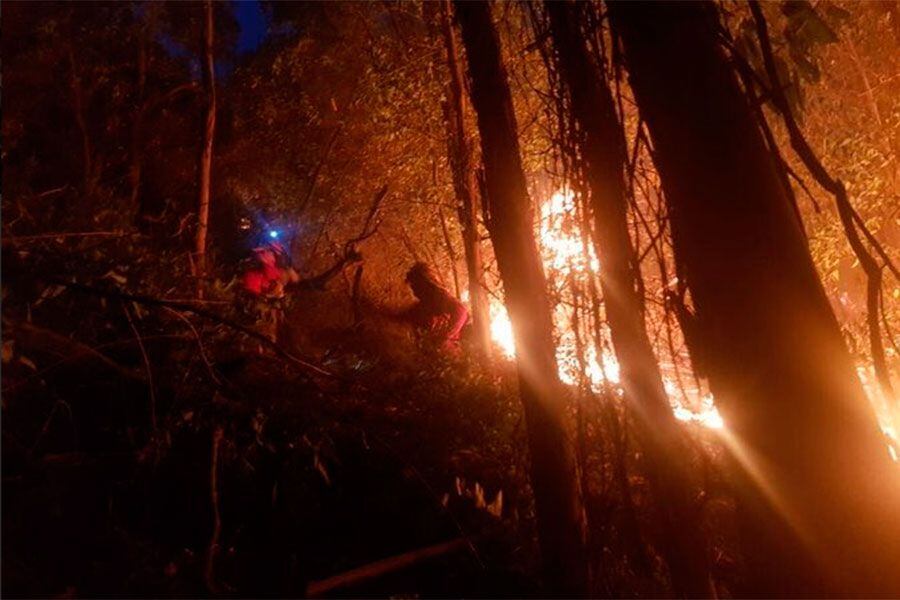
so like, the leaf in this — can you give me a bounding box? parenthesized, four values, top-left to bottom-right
(486, 490, 503, 518)
(34, 284, 66, 307)
(313, 454, 330, 486)
(18, 355, 37, 371)
(474, 482, 485, 509)
(782, 1, 838, 45)
(103, 270, 127, 285)
(2, 340, 14, 363)
(789, 42, 821, 82)
(819, 1, 851, 24)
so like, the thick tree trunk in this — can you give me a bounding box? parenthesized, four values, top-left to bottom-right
(453, 1, 588, 595)
(608, 2, 900, 595)
(544, 3, 714, 597)
(439, 0, 491, 356)
(195, 0, 216, 285)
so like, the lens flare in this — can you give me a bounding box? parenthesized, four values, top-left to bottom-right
(490, 303, 515, 359)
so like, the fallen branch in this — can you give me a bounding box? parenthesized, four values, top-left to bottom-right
(162, 307, 222, 385)
(205, 426, 224, 595)
(123, 302, 157, 431)
(294, 248, 362, 292)
(293, 185, 386, 293)
(305, 538, 467, 598)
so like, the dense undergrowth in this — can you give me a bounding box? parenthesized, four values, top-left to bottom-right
(2, 236, 736, 598)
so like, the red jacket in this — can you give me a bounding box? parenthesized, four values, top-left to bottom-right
(242, 248, 288, 296)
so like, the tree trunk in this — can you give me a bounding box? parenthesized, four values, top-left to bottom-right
(544, 3, 714, 597)
(438, 0, 492, 356)
(437, 207, 461, 298)
(195, 0, 216, 287)
(608, 2, 900, 595)
(454, 2, 588, 595)
(67, 48, 95, 197)
(130, 20, 148, 213)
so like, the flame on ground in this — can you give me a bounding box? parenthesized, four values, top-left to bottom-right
(481, 189, 725, 430)
(474, 188, 895, 451)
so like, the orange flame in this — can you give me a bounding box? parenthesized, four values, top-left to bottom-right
(480, 189, 725, 430)
(474, 188, 898, 450)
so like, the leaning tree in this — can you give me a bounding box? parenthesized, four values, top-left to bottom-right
(608, 1, 900, 596)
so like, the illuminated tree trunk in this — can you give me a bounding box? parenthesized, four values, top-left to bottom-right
(454, 1, 588, 595)
(608, 2, 900, 595)
(544, 3, 714, 597)
(438, 0, 491, 356)
(195, 0, 216, 286)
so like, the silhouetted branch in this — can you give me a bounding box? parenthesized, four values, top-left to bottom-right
(50, 279, 335, 379)
(750, 0, 896, 404)
(305, 538, 466, 598)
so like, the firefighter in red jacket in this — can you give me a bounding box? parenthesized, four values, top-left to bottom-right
(239, 237, 299, 342)
(241, 241, 299, 298)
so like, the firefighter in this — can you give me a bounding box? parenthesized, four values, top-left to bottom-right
(239, 232, 299, 343)
(399, 262, 469, 349)
(241, 240, 299, 298)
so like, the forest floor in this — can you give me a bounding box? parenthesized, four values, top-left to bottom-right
(1, 244, 737, 598)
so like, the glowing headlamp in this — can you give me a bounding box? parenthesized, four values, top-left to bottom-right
(268, 230, 280, 239)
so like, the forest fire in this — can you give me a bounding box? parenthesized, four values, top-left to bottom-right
(4, 0, 900, 597)
(485, 189, 726, 430)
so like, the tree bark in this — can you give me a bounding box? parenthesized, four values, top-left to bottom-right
(544, 3, 714, 597)
(130, 17, 148, 211)
(67, 48, 95, 197)
(436, 207, 461, 298)
(454, 2, 588, 595)
(438, 0, 492, 356)
(608, 2, 900, 595)
(195, 0, 216, 287)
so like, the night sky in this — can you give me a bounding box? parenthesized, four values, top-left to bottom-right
(234, 0, 268, 55)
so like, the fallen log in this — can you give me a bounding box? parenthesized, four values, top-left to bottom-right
(305, 537, 467, 597)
